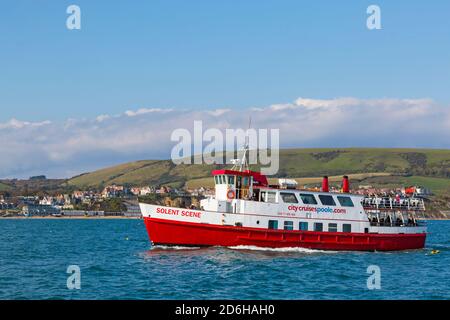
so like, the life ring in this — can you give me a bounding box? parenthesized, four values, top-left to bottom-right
(227, 189, 236, 200)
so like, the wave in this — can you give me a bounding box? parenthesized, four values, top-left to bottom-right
(227, 245, 337, 253)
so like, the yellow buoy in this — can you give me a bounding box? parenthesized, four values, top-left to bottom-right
(431, 250, 440, 255)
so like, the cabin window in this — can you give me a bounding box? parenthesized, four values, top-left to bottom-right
(243, 177, 249, 186)
(319, 195, 336, 206)
(280, 192, 298, 204)
(284, 221, 294, 230)
(268, 220, 278, 230)
(314, 222, 323, 232)
(214, 176, 219, 184)
(343, 224, 352, 233)
(218, 175, 223, 184)
(260, 191, 266, 202)
(299, 193, 318, 205)
(228, 175, 235, 185)
(328, 223, 338, 232)
(266, 192, 277, 203)
(299, 221, 308, 231)
(261, 191, 277, 203)
(337, 196, 354, 207)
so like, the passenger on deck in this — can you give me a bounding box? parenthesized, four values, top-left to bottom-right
(385, 216, 391, 226)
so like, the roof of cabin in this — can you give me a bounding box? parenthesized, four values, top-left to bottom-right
(211, 169, 253, 176)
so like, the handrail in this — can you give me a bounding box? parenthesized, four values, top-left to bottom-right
(361, 196, 425, 211)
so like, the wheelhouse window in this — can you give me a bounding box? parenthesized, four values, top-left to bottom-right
(343, 224, 352, 233)
(268, 220, 278, 230)
(280, 193, 298, 204)
(328, 223, 338, 232)
(227, 175, 235, 185)
(299, 221, 308, 231)
(266, 192, 277, 203)
(299, 193, 318, 205)
(314, 222, 323, 232)
(337, 196, 354, 207)
(284, 221, 294, 230)
(319, 195, 336, 206)
(214, 176, 219, 184)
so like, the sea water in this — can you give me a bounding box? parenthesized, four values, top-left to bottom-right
(0, 219, 449, 299)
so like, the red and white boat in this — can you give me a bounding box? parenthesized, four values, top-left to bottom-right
(140, 151, 427, 251)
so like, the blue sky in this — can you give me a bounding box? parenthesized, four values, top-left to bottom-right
(1, 0, 450, 122)
(1, 1, 450, 178)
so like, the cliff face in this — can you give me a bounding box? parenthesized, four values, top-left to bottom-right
(425, 195, 450, 219)
(424, 211, 450, 219)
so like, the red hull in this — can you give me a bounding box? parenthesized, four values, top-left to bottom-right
(144, 217, 426, 251)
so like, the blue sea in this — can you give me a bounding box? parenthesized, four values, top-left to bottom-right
(0, 219, 449, 300)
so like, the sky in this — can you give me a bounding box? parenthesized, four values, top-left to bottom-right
(1, 1, 450, 178)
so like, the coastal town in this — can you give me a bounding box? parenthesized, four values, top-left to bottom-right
(1, 175, 446, 219)
(0, 178, 215, 218)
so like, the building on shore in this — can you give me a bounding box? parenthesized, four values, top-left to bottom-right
(124, 203, 142, 218)
(22, 204, 61, 216)
(62, 210, 105, 217)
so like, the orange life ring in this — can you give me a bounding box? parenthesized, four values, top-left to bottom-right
(227, 189, 236, 200)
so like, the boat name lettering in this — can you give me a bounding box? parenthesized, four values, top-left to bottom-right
(181, 210, 201, 218)
(156, 207, 180, 215)
(287, 205, 346, 214)
(156, 207, 202, 218)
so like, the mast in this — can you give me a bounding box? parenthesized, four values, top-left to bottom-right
(239, 117, 251, 172)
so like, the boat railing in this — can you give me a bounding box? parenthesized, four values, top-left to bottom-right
(368, 218, 426, 227)
(366, 206, 427, 227)
(362, 196, 425, 211)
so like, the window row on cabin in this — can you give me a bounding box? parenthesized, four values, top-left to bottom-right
(214, 175, 252, 185)
(268, 220, 352, 233)
(262, 191, 355, 207)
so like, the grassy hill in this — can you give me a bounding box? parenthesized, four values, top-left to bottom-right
(0, 178, 67, 196)
(67, 148, 450, 194)
(0, 182, 11, 192)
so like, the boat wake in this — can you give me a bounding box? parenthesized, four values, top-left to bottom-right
(227, 245, 337, 254)
(151, 245, 202, 250)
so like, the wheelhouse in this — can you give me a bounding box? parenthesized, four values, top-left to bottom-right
(212, 169, 259, 200)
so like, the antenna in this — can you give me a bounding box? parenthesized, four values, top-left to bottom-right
(239, 116, 252, 172)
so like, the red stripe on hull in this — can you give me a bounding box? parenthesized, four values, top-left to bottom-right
(144, 217, 426, 251)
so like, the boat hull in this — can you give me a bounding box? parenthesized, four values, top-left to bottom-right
(144, 217, 426, 251)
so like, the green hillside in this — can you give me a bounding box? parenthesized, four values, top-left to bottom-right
(0, 182, 11, 192)
(68, 148, 450, 193)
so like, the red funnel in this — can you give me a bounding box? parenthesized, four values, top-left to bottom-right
(322, 176, 329, 192)
(342, 176, 350, 193)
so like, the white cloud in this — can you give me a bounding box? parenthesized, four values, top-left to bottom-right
(207, 108, 231, 117)
(124, 108, 174, 117)
(295, 97, 361, 109)
(0, 98, 448, 178)
(95, 114, 111, 122)
(0, 118, 51, 129)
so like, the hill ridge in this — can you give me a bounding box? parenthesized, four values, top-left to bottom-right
(67, 148, 450, 193)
